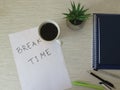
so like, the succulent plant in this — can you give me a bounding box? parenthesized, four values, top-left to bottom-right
(63, 1, 90, 25)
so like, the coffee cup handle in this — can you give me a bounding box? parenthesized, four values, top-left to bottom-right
(56, 39, 63, 46)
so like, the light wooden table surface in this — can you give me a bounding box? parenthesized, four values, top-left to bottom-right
(0, 0, 120, 90)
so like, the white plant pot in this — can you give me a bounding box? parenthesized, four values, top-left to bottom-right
(66, 20, 84, 30)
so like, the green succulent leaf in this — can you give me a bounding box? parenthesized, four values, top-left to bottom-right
(80, 6, 84, 12)
(71, 1, 76, 12)
(77, 3, 80, 12)
(68, 9, 72, 13)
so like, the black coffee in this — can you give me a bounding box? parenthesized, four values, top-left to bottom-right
(39, 23, 58, 41)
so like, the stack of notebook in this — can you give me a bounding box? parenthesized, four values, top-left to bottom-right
(93, 13, 120, 70)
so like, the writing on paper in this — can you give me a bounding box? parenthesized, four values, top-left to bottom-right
(16, 38, 41, 54)
(28, 48, 52, 64)
(15, 38, 52, 64)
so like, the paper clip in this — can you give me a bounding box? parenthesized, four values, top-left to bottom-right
(72, 81, 105, 90)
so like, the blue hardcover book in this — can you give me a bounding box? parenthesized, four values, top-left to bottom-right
(93, 13, 120, 70)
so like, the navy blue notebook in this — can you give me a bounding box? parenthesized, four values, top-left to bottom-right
(93, 13, 120, 70)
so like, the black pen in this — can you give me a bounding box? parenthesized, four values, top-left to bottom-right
(89, 72, 115, 88)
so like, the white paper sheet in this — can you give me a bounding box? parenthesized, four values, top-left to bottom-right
(9, 27, 71, 90)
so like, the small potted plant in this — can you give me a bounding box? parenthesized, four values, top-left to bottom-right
(63, 1, 90, 30)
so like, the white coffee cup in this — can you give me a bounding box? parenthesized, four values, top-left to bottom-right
(38, 20, 60, 42)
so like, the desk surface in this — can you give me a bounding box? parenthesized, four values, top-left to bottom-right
(0, 0, 120, 90)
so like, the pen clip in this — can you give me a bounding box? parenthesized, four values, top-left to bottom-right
(99, 82, 112, 90)
(103, 80, 115, 88)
